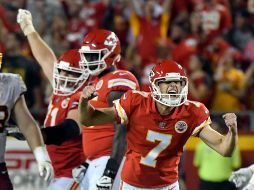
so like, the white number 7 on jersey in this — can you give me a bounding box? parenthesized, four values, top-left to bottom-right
(140, 130, 172, 168)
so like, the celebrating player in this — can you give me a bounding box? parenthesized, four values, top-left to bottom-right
(79, 59, 238, 190)
(17, 9, 90, 190)
(75, 29, 139, 190)
(16, 8, 139, 190)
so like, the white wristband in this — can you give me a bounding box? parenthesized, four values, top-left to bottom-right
(22, 24, 35, 36)
(33, 146, 50, 163)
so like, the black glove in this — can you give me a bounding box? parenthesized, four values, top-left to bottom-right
(72, 162, 89, 183)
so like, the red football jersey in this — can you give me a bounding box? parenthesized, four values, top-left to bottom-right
(113, 90, 211, 188)
(82, 70, 139, 160)
(44, 92, 85, 178)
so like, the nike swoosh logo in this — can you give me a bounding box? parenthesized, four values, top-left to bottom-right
(119, 73, 127, 76)
(168, 187, 175, 190)
(1, 170, 7, 174)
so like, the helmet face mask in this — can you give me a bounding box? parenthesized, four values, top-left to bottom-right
(149, 60, 188, 107)
(53, 50, 89, 96)
(79, 29, 121, 76)
(79, 48, 110, 76)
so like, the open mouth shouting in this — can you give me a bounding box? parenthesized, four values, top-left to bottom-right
(167, 90, 178, 99)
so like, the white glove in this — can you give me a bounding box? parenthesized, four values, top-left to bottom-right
(243, 183, 254, 190)
(17, 9, 35, 36)
(243, 174, 254, 190)
(72, 162, 89, 183)
(96, 175, 113, 190)
(33, 146, 54, 182)
(229, 167, 253, 188)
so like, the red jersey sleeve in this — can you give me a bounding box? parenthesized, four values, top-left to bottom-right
(113, 90, 133, 125)
(190, 102, 211, 137)
(68, 91, 82, 111)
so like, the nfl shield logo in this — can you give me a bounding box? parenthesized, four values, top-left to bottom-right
(159, 121, 167, 128)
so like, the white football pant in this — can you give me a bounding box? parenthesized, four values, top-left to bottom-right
(78, 156, 122, 190)
(47, 177, 76, 190)
(120, 180, 179, 190)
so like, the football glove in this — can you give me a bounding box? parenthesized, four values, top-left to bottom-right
(242, 183, 254, 190)
(96, 176, 113, 190)
(229, 167, 254, 188)
(72, 162, 89, 183)
(243, 183, 254, 190)
(17, 9, 35, 36)
(243, 174, 254, 190)
(33, 146, 54, 182)
(96, 158, 119, 190)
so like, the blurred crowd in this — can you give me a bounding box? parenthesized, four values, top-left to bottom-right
(0, 0, 254, 126)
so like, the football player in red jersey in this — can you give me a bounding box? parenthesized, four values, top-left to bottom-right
(75, 29, 140, 190)
(17, 9, 91, 190)
(79, 59, 238, 190)
(17, 8, 139, 190)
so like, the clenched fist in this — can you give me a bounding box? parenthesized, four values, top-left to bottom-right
(223, 113, 237, 134)
(17, 9, 35, 36)
(81, 86, 97, 100)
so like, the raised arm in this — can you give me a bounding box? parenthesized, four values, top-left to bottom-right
(79, 86, 116, 126)
(199, 113, 238, 157)
(13, 94, 54, 181)
(127, 0, 138, 15)
(162, 0, 172, 13)
(17, 9, 57, 83)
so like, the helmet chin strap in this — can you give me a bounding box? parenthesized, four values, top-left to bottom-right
(157, 94, 180, 107)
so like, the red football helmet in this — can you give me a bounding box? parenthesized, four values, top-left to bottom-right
(149, 60, 188, 106)
(79, 29, 121, 76)
(53, 49, 89, 96)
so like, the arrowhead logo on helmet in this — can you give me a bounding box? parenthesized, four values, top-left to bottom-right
(104, 33, 118, 46)
(79, 29, 121, 76)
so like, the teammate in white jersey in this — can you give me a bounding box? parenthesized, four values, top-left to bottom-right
(0, 71, 53, 190)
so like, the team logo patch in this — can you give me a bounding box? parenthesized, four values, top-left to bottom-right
(96, 79, 103, 90)
(61, 98, 70, 109)
(104, 33, 117, 46)
(159, 121, 167, 128)
(175, 121, 188, 133)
